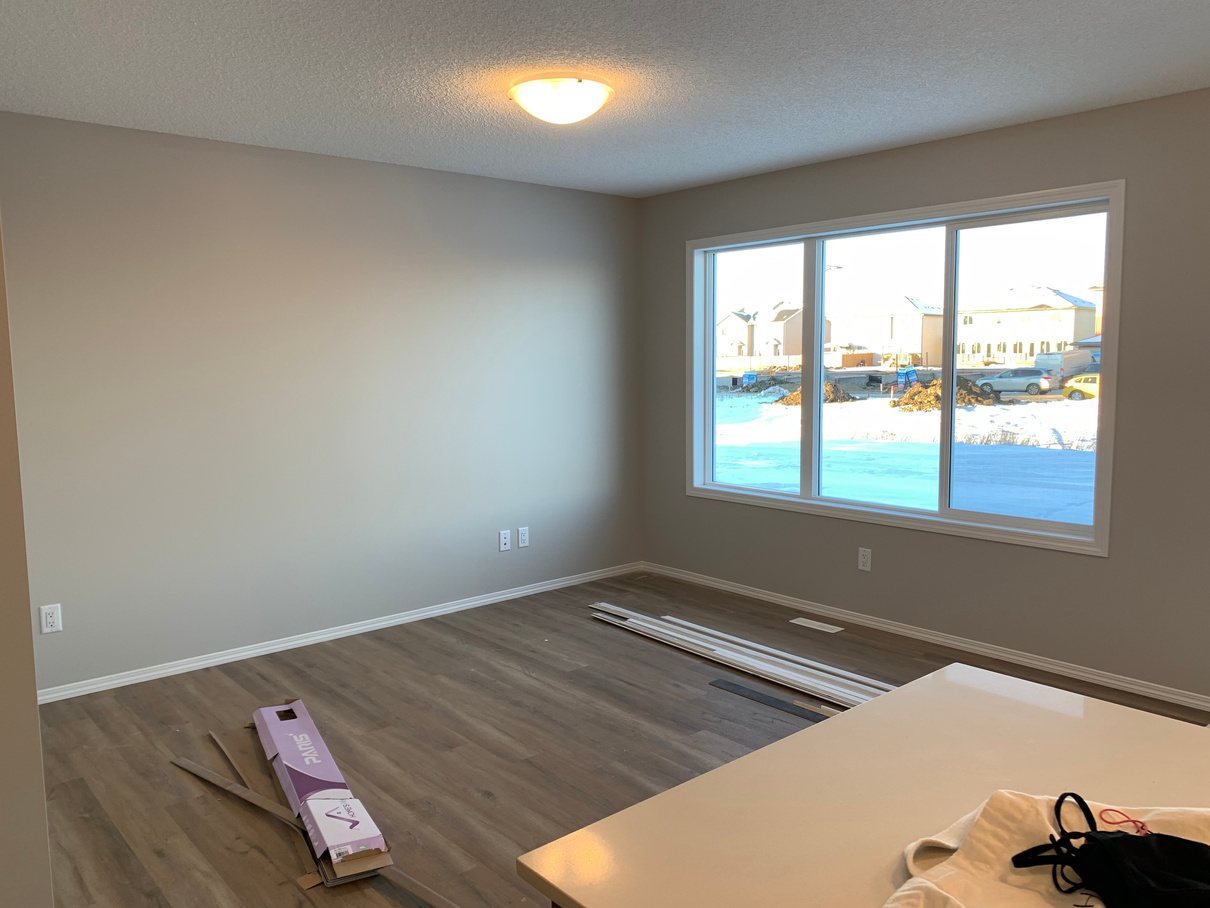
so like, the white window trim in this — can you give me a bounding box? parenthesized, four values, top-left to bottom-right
(686, 181, 1124, 556)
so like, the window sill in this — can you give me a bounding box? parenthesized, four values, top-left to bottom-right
(686, 483, 1107, 556)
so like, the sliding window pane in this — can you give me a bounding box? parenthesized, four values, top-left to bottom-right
(950, 213, 1106, 524)
(711, 243, 804, 492)
(818, 227, 946, 509)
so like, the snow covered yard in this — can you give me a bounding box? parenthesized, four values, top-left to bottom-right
(715, 393, 1099, 449)
(712, 392, 1099, 524)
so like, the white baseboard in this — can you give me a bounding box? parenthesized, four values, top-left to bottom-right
(36, 562, 645, 704)
(638, 561, 1210, 714)
(39, 558, 1210, 715)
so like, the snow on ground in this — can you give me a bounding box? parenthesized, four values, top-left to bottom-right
(712, 393, 1098, 525)
(715, 394, 1099, 450)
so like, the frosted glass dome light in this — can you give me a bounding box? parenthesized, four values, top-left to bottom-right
(508, 77, 613, 125)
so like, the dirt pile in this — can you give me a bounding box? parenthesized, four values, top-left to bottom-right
(889, 381, 941, 412)
(889, 376, 998, 412)
(774, 382, 853, 406)
(824, 381, 855, 403)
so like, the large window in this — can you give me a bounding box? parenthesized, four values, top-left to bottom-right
(689, 183, 1121, 554)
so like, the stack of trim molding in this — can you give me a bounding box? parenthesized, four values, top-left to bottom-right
(592, 603, 894, 710)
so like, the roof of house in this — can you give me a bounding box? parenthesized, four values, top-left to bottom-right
(1073, 334, 1102, 347)
(905, 297, 943, 316)
(964, 285, 1097, 313)
(717, 304, 802, 326)
(1046, 288, 1098, 309)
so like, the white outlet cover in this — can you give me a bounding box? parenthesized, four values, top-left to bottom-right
(499, 529, 511, 551)
(518, 527, 529, 548)
(39, 603, 63, 634)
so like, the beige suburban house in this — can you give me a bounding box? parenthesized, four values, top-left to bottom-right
(716, 309, 755, 357)
(757, 303, 803, 357)
(956, 286, 1098, 364)
(716, 302, 802, 364)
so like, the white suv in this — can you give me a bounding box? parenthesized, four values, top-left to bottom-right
(977, 368, 1052, 395)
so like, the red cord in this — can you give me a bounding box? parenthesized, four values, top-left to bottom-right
(1098, 808, 1150, 835)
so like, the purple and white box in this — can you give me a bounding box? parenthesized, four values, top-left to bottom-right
(299, 798, 387, 863)
(252, 699, 354, 814)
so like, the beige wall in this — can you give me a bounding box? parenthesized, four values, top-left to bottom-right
(0, 220, 54, 905)
(640, 88, 1210, 695)
(6, 90, 1209, 705)
(921, 315, 944, 368)
(1075, 308, 1097, 342)
(0, 113, 642, 691)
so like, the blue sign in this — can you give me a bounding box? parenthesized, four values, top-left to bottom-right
(906, 365, 919, 386)
(896, 367, 907, 388)
(742, 372, 757, 386)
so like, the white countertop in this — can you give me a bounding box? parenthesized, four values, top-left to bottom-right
(517, 663, 1210, 908)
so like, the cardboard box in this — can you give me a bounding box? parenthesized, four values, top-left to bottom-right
(252, 699, 353, 814)
(251, 698, 394, 885)
(319, 846, 394, 881)
(300, 798, 387, 863)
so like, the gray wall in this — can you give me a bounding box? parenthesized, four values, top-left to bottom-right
(0, 219, 54, 906)
(639, 88, 1210, 695)
(7, 91, 1210, 701)
(0, 113, 642, 691)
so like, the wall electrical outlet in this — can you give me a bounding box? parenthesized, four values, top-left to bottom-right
(40, 603, 63, 634)
(518, 527, 529, 548)
(499, 529, 511, 552)
(857, 548, 872, 572)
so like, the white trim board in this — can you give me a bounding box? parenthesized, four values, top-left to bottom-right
(638, 562, 1210, 714)
(36, 562, 645, 704)
(38, 558, 1210, 714)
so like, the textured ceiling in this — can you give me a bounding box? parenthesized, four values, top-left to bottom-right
(1, 0, 1209, 197)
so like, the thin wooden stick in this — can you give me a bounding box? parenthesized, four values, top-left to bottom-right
(208, 730, 272, 794)
(171, 757, 304, 830)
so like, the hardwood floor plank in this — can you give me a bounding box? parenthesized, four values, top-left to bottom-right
(48, 777, 175, 908)
(76, 750, 248, 908)
(166, 795, 317, 908)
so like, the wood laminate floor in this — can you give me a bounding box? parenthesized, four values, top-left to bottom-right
(39, 572, 1208, 908)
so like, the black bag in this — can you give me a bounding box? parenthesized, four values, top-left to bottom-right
(1011, 792, 1210, 907)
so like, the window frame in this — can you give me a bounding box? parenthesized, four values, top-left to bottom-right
(687, 181, 1123, 556)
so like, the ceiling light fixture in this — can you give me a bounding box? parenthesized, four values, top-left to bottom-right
(508, 76, 613, 125)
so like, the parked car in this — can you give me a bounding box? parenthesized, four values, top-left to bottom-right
(1035, 349, 1093, 384)
(977, 368, 1052, 395)
(1062, 373, 1100, 400)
